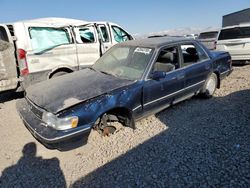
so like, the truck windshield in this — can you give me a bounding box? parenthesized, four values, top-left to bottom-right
(29, 27, 71, 54)
(218, 27, 250, 40)
(92, 45, 154, 80)
(198, 31, 218, 39)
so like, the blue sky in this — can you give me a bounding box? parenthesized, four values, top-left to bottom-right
(1, 0, 249, 34)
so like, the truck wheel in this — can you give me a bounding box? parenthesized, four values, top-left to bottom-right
(201, 73, 218, 98)
(51, 71, 68, 78)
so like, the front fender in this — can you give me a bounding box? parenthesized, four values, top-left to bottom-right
(58, 84, 142, 129)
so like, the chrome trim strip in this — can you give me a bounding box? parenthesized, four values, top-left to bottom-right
(144, 80, 205, 107)
(132, 105, 142, 111)
(37, 125, 91, 142)
(220, 69, 231, 75)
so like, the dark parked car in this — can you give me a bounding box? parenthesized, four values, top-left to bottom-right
(17, 37, 233, 150)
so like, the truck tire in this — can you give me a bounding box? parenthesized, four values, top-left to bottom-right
(201, 73, 218, 98)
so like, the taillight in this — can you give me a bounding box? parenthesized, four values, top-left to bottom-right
(18, 49, 29, 76)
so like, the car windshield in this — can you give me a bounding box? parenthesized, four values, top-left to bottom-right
(92, 45, 154, 80)
(218, 27, 250, 40)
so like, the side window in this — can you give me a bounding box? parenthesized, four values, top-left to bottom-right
(153, 46, 179, 72)
(29, 27, 71, 53)
(111, 26, 130, 42)
(0, 26, 9, 42)
(98, 25, 110, 42)
(180, 43, 208, 66)
(79, 26, 95, 43)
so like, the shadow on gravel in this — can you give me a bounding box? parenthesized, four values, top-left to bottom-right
(0, 142, 66, 188)
(72, 89, 250, 188)
(0, 91, 23, 103)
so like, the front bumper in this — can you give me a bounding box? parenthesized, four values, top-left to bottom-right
(16, 98, 92, 151)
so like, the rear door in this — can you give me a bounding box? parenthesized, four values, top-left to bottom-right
(0, 25, 18, 92)
(179, 42, 211, 96)
(25, 24, 78, 76)
(73, 24, 101, 69)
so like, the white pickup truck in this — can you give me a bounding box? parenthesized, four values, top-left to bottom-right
(0, 17, 133, 92)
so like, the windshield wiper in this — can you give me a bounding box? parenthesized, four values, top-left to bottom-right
(99, 70, 116, 77)
(88, 67, 96, 71)
(34, 43, 69, 55)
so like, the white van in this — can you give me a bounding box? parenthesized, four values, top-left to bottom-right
(0, 17, 133, 92)
(216, 23, 250, 64)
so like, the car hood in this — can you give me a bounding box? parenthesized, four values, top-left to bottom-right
(26, 68, 134, 114)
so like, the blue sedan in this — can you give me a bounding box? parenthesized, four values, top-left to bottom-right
(17, 37, 233, 150)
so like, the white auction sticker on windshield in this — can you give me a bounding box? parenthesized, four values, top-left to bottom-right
(135, 47, 152, 55)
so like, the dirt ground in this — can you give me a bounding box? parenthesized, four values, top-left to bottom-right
(0, 65, 249, 187)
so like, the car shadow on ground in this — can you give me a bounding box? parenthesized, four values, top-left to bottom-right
(0, 91, 23, 103)
(71, 89, 250, 187)
(0, 142, 67, 188)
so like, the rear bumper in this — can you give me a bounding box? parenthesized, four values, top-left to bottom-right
(230, 54, 250, 61)
(16, 98, 92, 151)
(220, 67, 233, 80)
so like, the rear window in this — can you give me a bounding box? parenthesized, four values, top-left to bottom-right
(218, 27, 250, 40)
(198, 31, 218, 39)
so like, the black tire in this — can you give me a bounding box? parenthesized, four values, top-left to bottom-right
(200, 73, 218, 98)
(51, 71, 68, 78)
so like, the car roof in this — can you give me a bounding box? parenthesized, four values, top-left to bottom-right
(119, 37, 195, 48)
(6, 17, 88, 27)
(200, 30, 219, 34)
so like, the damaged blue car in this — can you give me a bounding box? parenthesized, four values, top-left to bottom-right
(17, 37, 233, 150)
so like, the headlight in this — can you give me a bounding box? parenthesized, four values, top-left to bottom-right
(42, 112, 78, 130)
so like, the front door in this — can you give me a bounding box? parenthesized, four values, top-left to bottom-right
(73, 24, 101, 69)
(97, 23, 112, 54)
(143, 46, 185, 115)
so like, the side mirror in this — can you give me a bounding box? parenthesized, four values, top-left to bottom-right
(151, 71, 166, 80)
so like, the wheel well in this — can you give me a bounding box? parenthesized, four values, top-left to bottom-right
(98, 107, 135, 129)
(49, 68, 73, 78)
(213, 71, 220, 89)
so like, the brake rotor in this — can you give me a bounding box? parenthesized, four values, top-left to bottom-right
(102, 126, 116, 136)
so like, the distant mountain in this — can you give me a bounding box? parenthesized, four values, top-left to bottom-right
(133, 26, 220, 39)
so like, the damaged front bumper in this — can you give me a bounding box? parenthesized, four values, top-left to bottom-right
(16, 98, 92, 151)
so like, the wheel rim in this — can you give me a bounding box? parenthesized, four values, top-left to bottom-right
(206, 77, 216, 94)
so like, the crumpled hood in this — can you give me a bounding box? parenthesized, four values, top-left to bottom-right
(26, 68, 133, 113)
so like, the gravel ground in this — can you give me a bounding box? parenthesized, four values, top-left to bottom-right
(0, 65, 249, 187)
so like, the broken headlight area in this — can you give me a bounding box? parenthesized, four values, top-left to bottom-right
(42, 112, 78, 130)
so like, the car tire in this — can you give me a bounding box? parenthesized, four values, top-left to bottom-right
(201, 73, 218, 98)
(51, 71, 68, 78)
